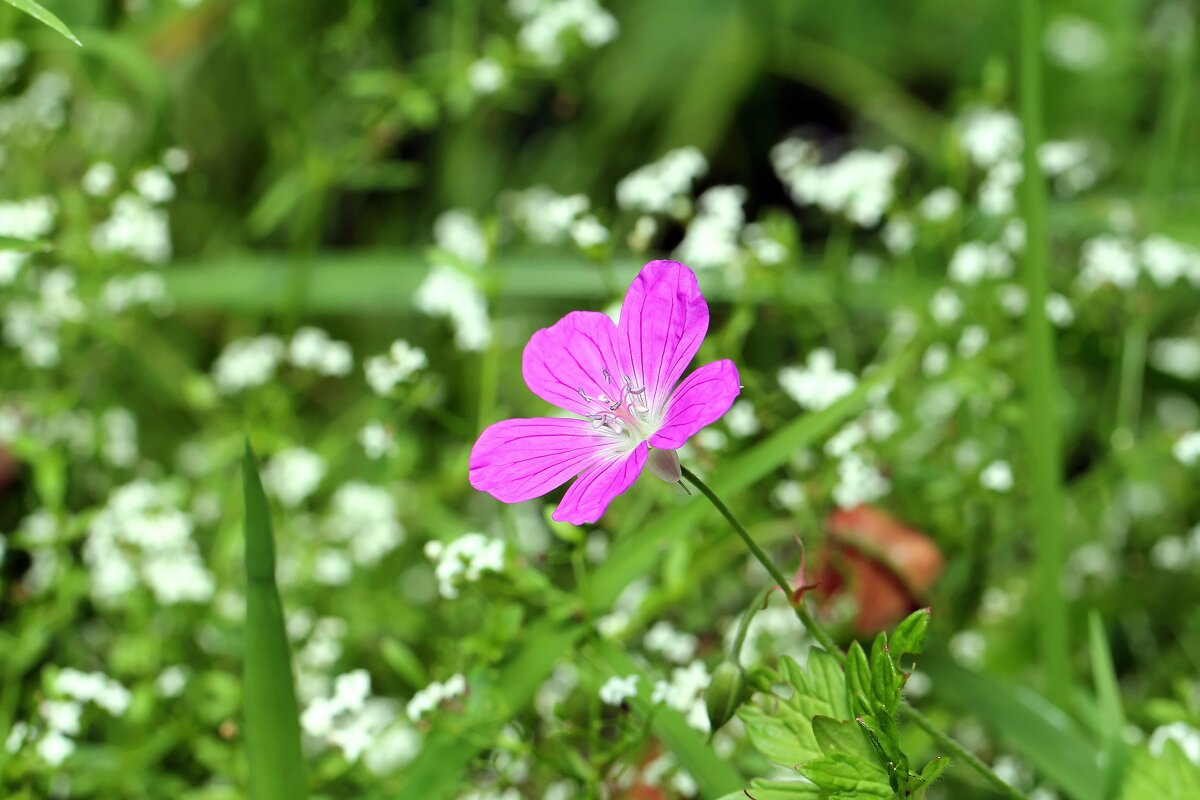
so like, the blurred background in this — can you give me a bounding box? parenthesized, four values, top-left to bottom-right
(1, 0, 1199, 798)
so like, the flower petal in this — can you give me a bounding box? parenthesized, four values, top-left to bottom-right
(553, 442, 648, 525)
(469, 417, 619, 503)
(617, 260, 710, 410)
(522, 310, 623, 417)
(649, 360, 741, 449)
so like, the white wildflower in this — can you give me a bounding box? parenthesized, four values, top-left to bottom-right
(980, 460, 1014, 492)
(1044, 15, 1108, 71)
(919, 187, 960, 222)
(598, 674, 639, 706)
(959, 108, 1022, 168)
(82, 162, 117, 196)
(779, 348, 856, 410)
(288, 326, 353, 376)
(263, 448, 326, 507)
(434, 209, 488, 266)
(364, 339, 427, 394)
(426, 533, 506, 599)
(415, 264, 491, 351)
(676, 185, 746, 270)
(212, 335, 285, 393)
(468, 57, 505, 95)
(616, 147, 707, 215)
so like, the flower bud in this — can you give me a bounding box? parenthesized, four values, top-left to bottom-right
(705, 661, 748, 733)
(647, 448, 682, 483)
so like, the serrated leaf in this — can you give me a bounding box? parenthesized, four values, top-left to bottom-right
(3, 0, 81, 45)
(910, 755, 949, 791)
(799, 753, 894, 797)
(741, 704, 824, 766)
(1118, 743, 1200, 800)
(781, 651, 852, 722)
(869, 635, 901, 714)
(845, 642, 873, 718)
(812, 716, 877, 763)
(742, 780, 824, 799)
(890, 608, 930, 665)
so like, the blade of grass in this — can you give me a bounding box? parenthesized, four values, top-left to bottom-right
(242, 441, 307, 800)
(3, 0, 80, 45)
(1088, 613, 1127, 800)
(922, 655, 1103, 800)
(396, 344, 916, 798)
(1017, 0, 1072, 706)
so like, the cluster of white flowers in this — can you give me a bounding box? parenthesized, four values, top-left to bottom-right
(91, 194, 172, 264)
(1044, 15, 1109, 71)
(301, 670, 420, 772)
(0, 39, 25, 87)
(132, 167, 176, 204)
(833, 451, 891, 508)
(0, 70, 70, 134)
(3, 267, 85, 367)
(510, 0, 618, 65)
(415, 264, 491, 351)
(101, 407, 139, 468)
(212, 334, 285, 393)
(100, 272, 171, 315)
(468, 57, 506, 95)
(82, 162, 117, 196)
(959, 108, 1022, 168)
(771, 138, 904, 227)
(651, 660, 711, 733)
(1150, 337, 1200, 381)
(919, 186, 961, 221)
(6, 668, 132, 768)
(949, 629, 987, 669)
(643, 621, 698, 664)
(1039, 140, 1098, 195)
(358, 420, 397, 459)
(929, 287, 963, 325)
(505, 185, 591, 244)
(675, 185, 746, 271)
(1149, 523, 1200, 572)
(406, 673, 467, 722)
(434, 209, 488, 266)
(364, 339, 427, 395)
(287, 326, 353, 376)
(83, 480, 214, 605)
(1078, 233, 1200, 292)
(742, 223, 787, 265)
(598, 674, 639, 706)
(323, 482, 404, 566)
(949, 241, 1014, 284)
(595, 578, 649, 638)
(263, 447, 326, 508)
(425, 533, 506, 599)
(1148, 721, 1200, 765)
(778, 348, 857, 410)
(980, 460, 1014, 492)
(0, 196, 57, 240)
(0, 249, 25, 285)
(1173, 430, 1200, 467)
(616, 147, 708, 215)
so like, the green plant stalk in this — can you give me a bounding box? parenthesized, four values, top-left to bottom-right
(1017, 0, 1072, 706)
(680, 465, 841, 659)
(680, 465, 1029, 800)
(242, 441, 307, 800)
(1113, 313, 1147, 445)
(730, 585, 774, 664)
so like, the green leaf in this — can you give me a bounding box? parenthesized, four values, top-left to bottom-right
(242, 441, 307, 800)
(741, 704, 823, 767)
(869, 633, 901, 715)
(799, 752, 894, 797)
(781, 651, 852, 722)
(844, 642, 873, 718)
(910, 755, 949, 791)
(741, 780, 824, 799)
(3, 0, 81, 45)
(812, 716, 877, 763)
(889, 608, 931, 666)
(1089, 613, 1128, 800)
(1118, 743, 1200, 800)
(0, 235, 52, 252)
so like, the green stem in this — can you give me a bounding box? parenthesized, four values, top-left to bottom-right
(901, 705, 1029, 800)
(730, 585, 774, 664)
(681, 464, 1030, 800)
(1113, 311, 1147, 448)
(1017, 0, 1072, 705)
(680, 466, 842, 659)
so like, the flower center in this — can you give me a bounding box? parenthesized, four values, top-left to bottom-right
(577, 369, 658, 443)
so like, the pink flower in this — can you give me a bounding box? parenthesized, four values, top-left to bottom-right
(470, 260, 741, 524)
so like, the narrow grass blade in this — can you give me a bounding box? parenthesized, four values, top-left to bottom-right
(1016, 0, 1072, 705)
(3, 0, 81, 45)
(242, 441, 307, 800)
(923, 655, 1102, 800)
(1088, 613, 1127, 799)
